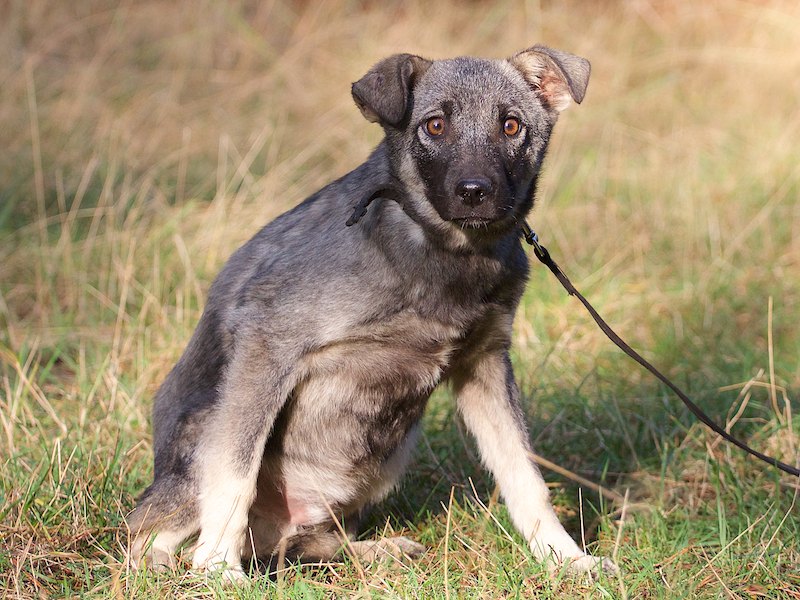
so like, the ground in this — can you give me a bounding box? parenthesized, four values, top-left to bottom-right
(1, 1, 799, 598)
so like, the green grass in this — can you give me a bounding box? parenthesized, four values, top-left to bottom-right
(2, 1, 800, 598)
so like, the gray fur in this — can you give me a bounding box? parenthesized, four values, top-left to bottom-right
(128, 45, 617, 578)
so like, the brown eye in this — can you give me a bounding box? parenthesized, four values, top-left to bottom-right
(503, 117, 521, 137)
(426, 117, 446, 136)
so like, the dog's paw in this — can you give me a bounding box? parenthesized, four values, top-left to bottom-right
(191, 546, 249, 585)
(190, 563, 249, 586)
(539, 551, 621, 579)
(219, 565, 249, 585)
(561, 554, 620, 578)
(347, 536, 426, 563)
(384, 536, 427, 559)
(529, 525, 619, 578)
(128, 535, 177, 572)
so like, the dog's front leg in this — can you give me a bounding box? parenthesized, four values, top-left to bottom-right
(454, 350, 615, 574)
(191, 339, 296, 581)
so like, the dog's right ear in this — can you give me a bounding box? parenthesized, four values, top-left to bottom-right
(352, 54, 431, 128)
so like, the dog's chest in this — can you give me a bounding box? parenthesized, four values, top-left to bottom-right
(255, 278, 506, 528)
(304, 308, 464, 396)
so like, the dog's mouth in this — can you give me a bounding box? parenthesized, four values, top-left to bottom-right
(445, 200, 517, 232)
(450, 210, 518, 231)
(450, 216, 497, 229)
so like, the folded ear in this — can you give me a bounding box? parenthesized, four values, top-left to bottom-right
(509, 45, 591, 112)
(351, 53, 432, 127)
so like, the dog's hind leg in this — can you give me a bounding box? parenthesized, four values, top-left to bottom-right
(190, 337, 297, 580)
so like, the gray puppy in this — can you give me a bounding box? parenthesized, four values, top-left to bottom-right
(128, 44, 616, 580)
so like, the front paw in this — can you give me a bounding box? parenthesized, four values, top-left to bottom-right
(561, 554, 620, 577)
(529, 528, 619, 577)
(191, 543, 247, 585)
(191, 561, 248, 585)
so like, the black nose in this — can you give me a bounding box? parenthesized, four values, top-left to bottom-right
(455, 178, 493, 207)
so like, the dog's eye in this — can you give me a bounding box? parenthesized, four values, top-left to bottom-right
(503, 117, 521, 137)
(425, 117, 446, 137)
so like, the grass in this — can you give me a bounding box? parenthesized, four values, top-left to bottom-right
(2, 0, 800, 597)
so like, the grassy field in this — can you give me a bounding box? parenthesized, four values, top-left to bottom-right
(2, 1, 800, 597)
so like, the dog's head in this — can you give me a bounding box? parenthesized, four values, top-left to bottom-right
(352, 46, 589, 244)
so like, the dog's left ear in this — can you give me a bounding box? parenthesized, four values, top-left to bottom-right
(510, 45, 590, 112)
(352, 53, 432, 127)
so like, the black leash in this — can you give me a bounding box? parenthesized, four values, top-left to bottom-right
(346, 186, 404, 227)
(521, 221, 800, 478)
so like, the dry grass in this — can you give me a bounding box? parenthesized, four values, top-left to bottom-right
(2, 1, 800, 598)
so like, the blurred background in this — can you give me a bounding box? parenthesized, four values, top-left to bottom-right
(2, 1, 798, 375)
(1, 1, 799, 596)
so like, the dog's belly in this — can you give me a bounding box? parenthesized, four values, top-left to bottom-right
(251, 330, 458, 534)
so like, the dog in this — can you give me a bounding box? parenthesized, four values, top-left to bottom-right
(127, 44, 617, 580)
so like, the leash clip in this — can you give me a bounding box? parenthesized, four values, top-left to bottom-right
(521, 221, 547, 261)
